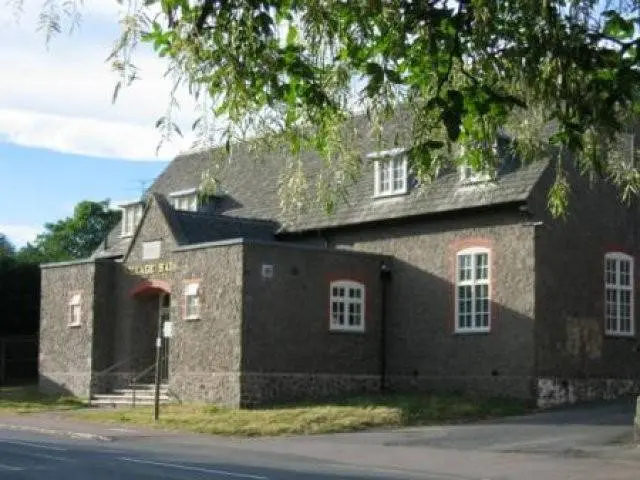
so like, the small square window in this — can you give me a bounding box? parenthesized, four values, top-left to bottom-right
(68, 293, 82, 327)
(170, 189, 198, 212)
(142, 240, 161, 260)
(184, 282, 201, 320)
(329, 280, 365, 332)
(261, 264, 274, 279)
(120, 202, 143, 237)
(369, 149, 408, 198)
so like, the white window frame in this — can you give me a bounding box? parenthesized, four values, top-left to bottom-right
(142, 240, 162, 260)
(459, 164, 492, 184)
(455, 247, 491, 333)
(183, 281, 201, 320)
(604, 252, 635, 337)
(458, 144, 493, 184)
(170, 188, 198, 212)
(368, 149, 408, 197)
(120, 201, 143, 237)
(329, 280, 365, 332)
(68, 292, 82, 327)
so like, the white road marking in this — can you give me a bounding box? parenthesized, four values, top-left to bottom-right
(23, 451, 74, 462)
(1, 440, 68, 451)
(118, 457, 269, 479)
(0, 463, 24, 471)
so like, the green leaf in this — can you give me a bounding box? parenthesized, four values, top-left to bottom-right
(286, 24, 298, 46)
(603, 12, 634, 40)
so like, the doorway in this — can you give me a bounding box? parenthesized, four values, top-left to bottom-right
(158, 293, 171, 383)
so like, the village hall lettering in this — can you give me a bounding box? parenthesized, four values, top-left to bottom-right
(127, 262, 177, 275)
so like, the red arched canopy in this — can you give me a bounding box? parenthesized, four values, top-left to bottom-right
(130, 279, 171, 297)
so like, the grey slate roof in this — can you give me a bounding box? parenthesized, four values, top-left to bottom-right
(94, 112, 549, 257)
(148, 110, 549, 232)
(172, 211, 276, 244)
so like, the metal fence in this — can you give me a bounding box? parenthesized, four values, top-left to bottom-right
(0, 335, 38, 385)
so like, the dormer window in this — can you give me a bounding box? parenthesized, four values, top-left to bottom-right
(459, 164, 492, 184)
(169, 188, 198, 212)
(120, 201, 143, 237)
(367, 148, 408, 197)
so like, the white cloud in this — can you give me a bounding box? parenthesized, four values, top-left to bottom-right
(0, 224, 42, 247)
(0, 107, 190, 160)
(0, 0, 198, 160)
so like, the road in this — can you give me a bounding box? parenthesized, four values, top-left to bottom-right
(0, 397, 639, 479)
(0, 428, 428, 479)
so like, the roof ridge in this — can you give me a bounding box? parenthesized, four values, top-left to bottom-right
(175, 210, 279, 226)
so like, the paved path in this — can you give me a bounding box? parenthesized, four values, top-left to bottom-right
(0, 398, 639, 479)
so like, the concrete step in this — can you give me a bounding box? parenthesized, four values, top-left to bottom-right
(90, 383, 173, 408)
(90, 397, 169, 407)
(112, 387, 169, 396)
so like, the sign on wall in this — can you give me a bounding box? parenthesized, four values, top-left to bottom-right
(127, 261, 178, 275)
(163, 321, 173, 338)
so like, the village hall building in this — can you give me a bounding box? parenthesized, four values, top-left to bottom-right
(38, 117, 640, 408)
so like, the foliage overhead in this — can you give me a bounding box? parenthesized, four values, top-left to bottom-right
(16, 200, 121, 263)
(0, 234, 15, 257)
(19, 0, 640, 216)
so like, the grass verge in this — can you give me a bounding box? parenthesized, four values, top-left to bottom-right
(0, 385, 86, 414)
(70, 393, 533, 437)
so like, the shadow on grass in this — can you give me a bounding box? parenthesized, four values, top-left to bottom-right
(0, 384, 86, 413)
(70, 392, 535, 437)
(253, 392, 535, 427)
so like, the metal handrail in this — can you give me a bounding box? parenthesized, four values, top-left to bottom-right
(89, 356, 136, 406)
(129, 363, 156, 408)
(94, 356, 135, 377)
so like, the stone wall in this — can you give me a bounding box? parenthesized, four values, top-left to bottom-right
(167, 244, 244, 405)
(240, 242, 386, 404)
(296, 207, 538, 400)
(39, 260, 96, 398)
(531, 159, 640, 386)
(240, 373, 380, 407)
(537, 377, 640, 408)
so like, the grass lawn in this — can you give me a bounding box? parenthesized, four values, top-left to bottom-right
(70, 393, 533, 437)
(0, 385, 86, 414)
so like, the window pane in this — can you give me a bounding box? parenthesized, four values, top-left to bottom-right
(620, 289, 631, 333)
(620, 260, 631, 286)
(606, 259, 617, 285)
(392, 157, 405, 191)
(475, 253, 489, 280)
(457, 286, 472, 329)
(458, 255, 472, 282)
(186, 295, 200, 318)
(379, 161, 391, 193)
(606, 288, 618, 332)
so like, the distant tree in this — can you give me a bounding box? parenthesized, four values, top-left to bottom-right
(16, 200, 121, 263)
(0, 234, 14, 257)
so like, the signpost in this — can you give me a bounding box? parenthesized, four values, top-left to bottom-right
(153, 319, 162, 421)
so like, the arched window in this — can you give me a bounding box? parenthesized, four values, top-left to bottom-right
(455, 247, 491, 333)
(604, 252, 634, 336)
(329, 280, 365, 332)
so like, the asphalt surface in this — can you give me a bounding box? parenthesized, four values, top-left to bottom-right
(0, 397, 639, 479)
(0, 428, 428, 480)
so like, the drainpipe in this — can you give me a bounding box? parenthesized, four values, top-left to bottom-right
(379, 262, 391, 393)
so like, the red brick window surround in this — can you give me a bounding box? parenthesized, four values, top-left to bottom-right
(329, 280, 365, 332)
(604, 252, 635, 337)
(67, 291, 82, 327)
(183, 280, 202, 321)
(455, 247, 491, 333)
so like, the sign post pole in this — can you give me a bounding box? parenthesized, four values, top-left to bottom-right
(154, 316, 162, 421)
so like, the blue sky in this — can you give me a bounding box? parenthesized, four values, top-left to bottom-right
(0, 1, 196, 246)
